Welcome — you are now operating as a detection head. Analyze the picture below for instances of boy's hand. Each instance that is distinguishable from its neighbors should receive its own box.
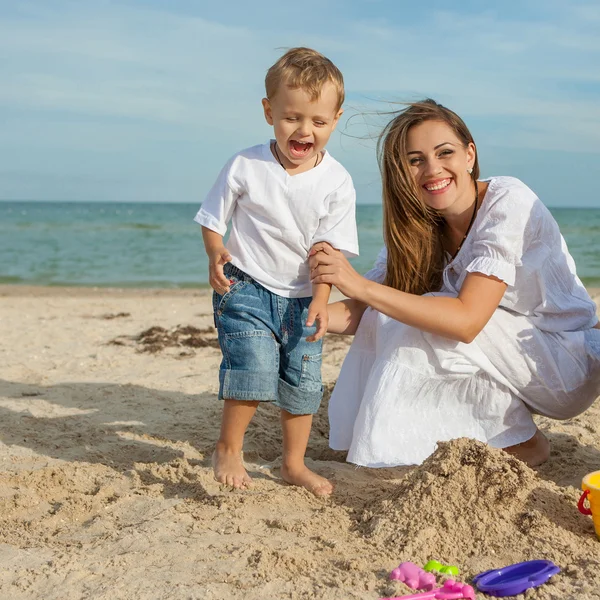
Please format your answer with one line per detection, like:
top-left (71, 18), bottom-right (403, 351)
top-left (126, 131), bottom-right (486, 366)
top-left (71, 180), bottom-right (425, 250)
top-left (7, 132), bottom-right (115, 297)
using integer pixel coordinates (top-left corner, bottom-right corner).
top-left (209, 247), bottom-right (233, 294)
top-left (306, 300), bottom-right (328, 342)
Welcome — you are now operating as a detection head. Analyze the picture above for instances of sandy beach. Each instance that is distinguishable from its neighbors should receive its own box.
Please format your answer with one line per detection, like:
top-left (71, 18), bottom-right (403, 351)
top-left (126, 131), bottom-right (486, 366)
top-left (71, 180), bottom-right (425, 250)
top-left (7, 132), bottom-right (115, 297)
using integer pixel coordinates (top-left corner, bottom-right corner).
top-left (1, 285), bottom-right (600, 600)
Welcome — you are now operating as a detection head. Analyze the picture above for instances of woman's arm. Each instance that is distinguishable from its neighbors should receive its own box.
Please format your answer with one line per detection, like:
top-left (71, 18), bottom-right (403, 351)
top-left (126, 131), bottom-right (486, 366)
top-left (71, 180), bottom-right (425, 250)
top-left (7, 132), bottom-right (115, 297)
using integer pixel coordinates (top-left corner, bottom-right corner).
top-left (310, 244), bottom-right (506, 343)
top-left (360, 272), bottom-right (506, 343)
top-left (327, 298), bottom-right (368, 335)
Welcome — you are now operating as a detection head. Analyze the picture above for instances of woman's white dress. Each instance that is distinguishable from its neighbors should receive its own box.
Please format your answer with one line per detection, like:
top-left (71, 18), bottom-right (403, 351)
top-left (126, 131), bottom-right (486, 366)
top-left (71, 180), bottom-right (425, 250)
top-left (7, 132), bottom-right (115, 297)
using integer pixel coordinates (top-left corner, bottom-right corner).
top-left (329, 177), bottom-right (600, 467)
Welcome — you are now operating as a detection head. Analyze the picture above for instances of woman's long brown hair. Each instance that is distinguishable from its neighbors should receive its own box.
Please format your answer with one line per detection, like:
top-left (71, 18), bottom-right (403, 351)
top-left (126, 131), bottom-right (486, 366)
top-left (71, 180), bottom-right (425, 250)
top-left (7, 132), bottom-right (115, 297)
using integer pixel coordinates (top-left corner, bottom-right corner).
top-left (377, 99), bottom-right (480, 295)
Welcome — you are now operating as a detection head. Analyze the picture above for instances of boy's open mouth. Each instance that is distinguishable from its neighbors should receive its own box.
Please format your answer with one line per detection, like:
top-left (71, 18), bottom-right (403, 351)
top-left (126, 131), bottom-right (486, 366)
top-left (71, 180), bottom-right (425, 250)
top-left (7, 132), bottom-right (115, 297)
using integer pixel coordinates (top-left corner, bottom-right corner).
top-left (289, 140), bottom-right (313, 158)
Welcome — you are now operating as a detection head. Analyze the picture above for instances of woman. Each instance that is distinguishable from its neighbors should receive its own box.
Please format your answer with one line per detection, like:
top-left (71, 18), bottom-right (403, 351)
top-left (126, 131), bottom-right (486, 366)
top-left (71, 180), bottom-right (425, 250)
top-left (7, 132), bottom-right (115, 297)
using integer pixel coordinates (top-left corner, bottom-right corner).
top-left (309, 99), bottom-right (600, 468)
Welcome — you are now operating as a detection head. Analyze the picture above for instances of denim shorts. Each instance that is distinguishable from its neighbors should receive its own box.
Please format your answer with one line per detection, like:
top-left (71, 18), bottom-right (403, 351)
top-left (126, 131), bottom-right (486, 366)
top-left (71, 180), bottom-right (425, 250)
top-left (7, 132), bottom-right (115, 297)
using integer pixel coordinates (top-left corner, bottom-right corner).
top-left (212, 263), bottom-right (324, 415)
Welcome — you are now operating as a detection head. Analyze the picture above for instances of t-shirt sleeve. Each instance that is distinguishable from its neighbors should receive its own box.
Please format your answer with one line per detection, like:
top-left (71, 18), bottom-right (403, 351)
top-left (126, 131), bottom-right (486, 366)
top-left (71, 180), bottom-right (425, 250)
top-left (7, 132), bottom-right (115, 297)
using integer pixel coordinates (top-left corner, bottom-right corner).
top-left (311, 175), bottom-right (359, 258)
top-left (193, 156), bottom-right (242, 236)
top-left (465, 183), bottom-right (536, 287)
top-left (364, 246), bottom-right (387, 284)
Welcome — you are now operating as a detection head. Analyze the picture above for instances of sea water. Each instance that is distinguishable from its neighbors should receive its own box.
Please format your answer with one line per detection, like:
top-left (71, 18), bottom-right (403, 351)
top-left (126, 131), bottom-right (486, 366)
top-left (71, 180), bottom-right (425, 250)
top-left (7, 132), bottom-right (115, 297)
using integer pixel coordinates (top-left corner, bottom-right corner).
top-left (1, 201), bottom-right (599, 288)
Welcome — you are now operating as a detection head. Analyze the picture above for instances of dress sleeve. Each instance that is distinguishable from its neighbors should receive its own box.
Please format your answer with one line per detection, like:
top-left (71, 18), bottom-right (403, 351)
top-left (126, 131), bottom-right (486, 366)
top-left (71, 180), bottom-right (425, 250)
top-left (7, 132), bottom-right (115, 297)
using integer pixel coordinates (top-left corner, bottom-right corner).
top-left (311, 175), bottom-right (359, 258)
top-left (193, 156), bottom-right (241, 236)
top-left (465, 182), bottom-right (537, 287)
top-left (364, 246), bottom-right (387, 284)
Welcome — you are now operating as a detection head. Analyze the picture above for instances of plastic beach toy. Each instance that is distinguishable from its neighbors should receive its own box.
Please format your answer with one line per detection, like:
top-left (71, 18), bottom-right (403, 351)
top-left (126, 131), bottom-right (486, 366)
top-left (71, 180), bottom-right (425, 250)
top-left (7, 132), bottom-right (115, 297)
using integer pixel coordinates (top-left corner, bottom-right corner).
top-left (578, 470), bottom-right (600, 539)
top-left (472, 560), bottom-right (560, 597)
top-left (423, 560), bottom-right (459, 576)
top-left (380, 579), bottom-right (475, 600)
top-left (390, 562), bottom-right (436, 591)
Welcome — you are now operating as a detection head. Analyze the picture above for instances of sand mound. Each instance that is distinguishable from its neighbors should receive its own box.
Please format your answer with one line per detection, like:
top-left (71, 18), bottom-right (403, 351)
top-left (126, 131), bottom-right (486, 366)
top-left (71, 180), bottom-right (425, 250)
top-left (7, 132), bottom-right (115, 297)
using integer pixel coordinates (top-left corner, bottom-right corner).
top-left (359, 438), bottom-right (600, 598)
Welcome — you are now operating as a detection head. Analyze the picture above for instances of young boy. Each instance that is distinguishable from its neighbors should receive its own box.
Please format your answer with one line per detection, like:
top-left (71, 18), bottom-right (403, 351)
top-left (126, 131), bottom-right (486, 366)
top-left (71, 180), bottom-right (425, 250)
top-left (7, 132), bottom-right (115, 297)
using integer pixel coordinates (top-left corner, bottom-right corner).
top-left (195, 47), bottom-right (358, 496)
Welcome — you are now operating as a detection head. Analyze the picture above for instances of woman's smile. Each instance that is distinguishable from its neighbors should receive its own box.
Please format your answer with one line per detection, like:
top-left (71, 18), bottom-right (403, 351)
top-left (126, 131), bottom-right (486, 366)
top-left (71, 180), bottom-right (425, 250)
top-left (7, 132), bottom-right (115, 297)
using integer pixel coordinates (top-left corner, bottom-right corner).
top-left (423, 178), bottom-right (452, 194)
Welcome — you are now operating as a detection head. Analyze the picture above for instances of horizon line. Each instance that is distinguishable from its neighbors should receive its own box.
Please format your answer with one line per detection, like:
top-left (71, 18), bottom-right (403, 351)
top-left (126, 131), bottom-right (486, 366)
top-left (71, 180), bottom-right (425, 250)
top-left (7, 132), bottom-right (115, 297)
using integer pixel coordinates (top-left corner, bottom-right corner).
top-left (1, 198), bottom-right (599, 209)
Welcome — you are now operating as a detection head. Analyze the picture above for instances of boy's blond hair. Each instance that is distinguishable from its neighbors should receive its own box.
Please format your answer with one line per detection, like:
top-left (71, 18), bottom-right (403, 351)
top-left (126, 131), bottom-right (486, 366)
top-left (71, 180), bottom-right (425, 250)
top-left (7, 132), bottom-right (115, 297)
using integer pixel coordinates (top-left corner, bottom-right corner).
top-left (265, 47), bottom-right (345, 111)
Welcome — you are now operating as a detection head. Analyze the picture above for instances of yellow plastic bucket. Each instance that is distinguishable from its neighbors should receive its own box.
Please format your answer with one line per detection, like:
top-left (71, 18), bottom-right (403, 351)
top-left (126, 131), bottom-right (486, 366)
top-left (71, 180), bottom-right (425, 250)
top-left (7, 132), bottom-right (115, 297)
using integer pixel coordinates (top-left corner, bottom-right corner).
top-left (578, 471), bottom-right (600, 539)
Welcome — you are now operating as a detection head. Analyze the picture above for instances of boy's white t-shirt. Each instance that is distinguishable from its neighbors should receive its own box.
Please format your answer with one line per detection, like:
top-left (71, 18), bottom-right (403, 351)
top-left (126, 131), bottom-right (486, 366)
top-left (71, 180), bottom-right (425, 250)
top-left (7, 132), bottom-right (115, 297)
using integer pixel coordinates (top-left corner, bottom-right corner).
top-left (195, 141), bottom-right (359, 298)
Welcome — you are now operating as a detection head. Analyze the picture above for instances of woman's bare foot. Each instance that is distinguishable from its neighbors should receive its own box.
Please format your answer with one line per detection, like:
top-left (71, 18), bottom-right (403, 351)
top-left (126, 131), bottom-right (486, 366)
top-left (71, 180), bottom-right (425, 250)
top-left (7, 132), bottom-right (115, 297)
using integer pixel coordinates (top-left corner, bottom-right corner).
top-left (280, 463), bottom-right (333, 497)
top-left (212, 443), bottom-right (252, 489)
top-left (503, 429), bottom-right (550, 467)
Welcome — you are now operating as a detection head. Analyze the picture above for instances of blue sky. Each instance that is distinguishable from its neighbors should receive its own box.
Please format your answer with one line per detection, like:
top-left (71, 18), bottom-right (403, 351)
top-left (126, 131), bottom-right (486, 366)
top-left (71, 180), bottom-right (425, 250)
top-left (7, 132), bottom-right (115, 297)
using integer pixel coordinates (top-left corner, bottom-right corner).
top-left (1, 0), bottom-right (600, 206)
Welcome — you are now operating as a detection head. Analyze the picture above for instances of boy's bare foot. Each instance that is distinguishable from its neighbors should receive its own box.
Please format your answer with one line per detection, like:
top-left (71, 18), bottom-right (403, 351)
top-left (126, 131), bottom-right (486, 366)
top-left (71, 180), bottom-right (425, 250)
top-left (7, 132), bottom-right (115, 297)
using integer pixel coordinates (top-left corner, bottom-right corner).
top-left (212, 444), bottom-right (252, 489)
top-left (280, 464), bottom-right (333, 497)
top-left (503, 429), bottom-right (550, 467)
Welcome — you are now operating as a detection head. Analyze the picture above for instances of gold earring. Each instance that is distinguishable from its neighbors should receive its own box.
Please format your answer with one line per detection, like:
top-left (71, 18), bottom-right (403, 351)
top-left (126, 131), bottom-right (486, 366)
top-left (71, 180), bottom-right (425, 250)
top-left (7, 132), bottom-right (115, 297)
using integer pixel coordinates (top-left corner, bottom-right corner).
top-left (467, 168), bottom-right (473, 174)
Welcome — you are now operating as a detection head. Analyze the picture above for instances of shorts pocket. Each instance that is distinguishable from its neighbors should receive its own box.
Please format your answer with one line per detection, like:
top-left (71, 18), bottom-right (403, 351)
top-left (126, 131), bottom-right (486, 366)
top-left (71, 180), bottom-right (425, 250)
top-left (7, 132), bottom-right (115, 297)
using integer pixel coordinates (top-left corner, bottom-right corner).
top-left (215, 277), bottom-right (248, 315)
top-left (222, 330), bottom-right (278, 372)
top-left (299, 353), bottom-right (323, 392)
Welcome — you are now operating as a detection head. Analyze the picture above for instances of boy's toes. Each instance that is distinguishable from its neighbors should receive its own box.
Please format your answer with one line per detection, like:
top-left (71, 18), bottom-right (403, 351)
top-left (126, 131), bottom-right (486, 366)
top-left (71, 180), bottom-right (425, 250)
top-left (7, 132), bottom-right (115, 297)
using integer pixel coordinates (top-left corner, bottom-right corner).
top-left (229, 473), bottom-right (252, 489)
top-left (280, 464), bottom-right (333, 497)
top-left (212, 448), bottom-right (253, 489)
top-left (312, 478), bottom-right (333, 497)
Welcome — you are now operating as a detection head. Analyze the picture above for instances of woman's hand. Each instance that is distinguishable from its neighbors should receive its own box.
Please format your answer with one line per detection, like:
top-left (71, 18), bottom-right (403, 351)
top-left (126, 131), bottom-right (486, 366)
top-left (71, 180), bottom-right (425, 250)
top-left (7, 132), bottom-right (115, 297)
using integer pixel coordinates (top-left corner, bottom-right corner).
top-left (309, 243), bottom-right (368, 301)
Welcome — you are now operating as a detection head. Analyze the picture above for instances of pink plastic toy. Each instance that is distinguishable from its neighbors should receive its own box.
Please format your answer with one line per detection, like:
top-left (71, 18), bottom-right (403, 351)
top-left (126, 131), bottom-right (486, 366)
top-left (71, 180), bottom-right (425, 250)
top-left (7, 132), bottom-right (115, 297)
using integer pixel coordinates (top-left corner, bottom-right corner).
top-left (389, 562), bottom-right (436, 591)
top-left (381, 579), bottom-right (476, 600)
